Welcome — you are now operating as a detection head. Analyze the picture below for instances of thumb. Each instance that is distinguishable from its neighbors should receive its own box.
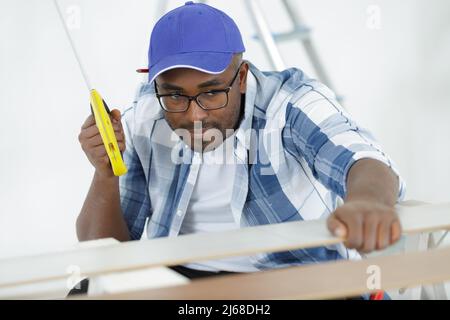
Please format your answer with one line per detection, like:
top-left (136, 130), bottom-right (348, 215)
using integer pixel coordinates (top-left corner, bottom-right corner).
top-left (110, 109), bottom-right (122, 123)
top-left (327, 215), bottom-right (347, 238)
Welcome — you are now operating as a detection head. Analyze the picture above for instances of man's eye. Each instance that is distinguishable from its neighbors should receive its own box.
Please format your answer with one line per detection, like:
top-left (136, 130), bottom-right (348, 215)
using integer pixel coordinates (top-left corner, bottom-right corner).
top-left (205, 91), bottom-right (219, 96)
top-left (170, 94), bottom-right (182, 100)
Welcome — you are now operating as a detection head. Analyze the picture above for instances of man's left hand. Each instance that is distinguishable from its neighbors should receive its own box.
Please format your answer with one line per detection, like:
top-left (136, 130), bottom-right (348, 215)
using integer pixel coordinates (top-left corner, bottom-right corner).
top-left (327, 200), bottom-right (402, 253)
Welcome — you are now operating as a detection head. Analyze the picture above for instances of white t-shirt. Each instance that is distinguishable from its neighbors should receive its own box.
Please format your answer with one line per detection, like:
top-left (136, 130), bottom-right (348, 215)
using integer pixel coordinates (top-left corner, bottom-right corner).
top-left (180, 134), bottom-right (259, 273)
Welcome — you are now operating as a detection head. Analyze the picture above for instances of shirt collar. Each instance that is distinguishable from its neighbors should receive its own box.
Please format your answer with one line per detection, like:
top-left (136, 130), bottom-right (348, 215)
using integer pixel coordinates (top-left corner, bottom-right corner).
top-left (235, 63), bottom-right (257, 152)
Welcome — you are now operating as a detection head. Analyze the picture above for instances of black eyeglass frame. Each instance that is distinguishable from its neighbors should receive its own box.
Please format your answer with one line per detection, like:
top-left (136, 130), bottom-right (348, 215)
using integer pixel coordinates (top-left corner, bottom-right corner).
top-left (154, 62), bottom-right (244, 113)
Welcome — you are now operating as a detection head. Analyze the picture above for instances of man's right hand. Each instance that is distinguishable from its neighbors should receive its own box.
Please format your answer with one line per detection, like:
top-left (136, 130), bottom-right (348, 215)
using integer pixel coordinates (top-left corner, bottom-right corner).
top-left (78, 109), bottom-right (125, 178)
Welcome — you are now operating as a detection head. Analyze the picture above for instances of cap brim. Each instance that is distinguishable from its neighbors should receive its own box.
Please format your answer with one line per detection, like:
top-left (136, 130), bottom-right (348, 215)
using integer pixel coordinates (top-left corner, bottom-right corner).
top-left (148, 51), bottom-right (234, 83)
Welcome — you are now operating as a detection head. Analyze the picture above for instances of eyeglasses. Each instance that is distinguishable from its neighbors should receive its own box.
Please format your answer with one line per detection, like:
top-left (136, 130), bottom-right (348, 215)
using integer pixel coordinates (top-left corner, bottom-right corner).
top-left (154, 63), bottom-right (243, 113)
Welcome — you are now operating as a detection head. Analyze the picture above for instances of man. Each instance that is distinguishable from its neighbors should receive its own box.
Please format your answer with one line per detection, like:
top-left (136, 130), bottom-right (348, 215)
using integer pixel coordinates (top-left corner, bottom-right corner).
top-left (77, 2), bottom-right (405, 283)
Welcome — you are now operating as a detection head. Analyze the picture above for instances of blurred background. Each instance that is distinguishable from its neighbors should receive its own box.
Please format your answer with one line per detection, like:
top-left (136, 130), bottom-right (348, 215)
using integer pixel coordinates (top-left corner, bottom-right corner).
top-left (0, 0), bottom-right (449, 259)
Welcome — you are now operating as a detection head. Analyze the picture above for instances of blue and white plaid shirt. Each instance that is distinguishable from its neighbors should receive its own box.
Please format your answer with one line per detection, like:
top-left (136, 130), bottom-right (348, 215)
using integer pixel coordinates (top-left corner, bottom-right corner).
top-left (119, 61), bottom-right (406, 270)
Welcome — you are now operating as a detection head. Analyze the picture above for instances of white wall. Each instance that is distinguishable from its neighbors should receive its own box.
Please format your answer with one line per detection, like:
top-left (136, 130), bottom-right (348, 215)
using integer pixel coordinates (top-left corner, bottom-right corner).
top-left (0, 0), bottom-right (449, 259)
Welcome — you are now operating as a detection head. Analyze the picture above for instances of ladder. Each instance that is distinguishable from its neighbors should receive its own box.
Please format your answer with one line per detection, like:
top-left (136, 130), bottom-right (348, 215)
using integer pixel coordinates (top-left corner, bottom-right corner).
top-left (155, 0), bottom-right (341, 99)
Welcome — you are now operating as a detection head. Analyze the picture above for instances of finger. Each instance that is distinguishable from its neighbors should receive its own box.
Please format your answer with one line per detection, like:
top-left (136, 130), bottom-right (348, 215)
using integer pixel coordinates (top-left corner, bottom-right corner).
top-left (82, 123), bottom-right (122, 142)
top-left (113, 123), bottom-right (123, 133)
top-left (81, 115), bottom-right (95, 129)
top-left (361, 215), bottom-right (378, 253)
top-left (118, 141), bottom-right (125, 152)
top-left (391, 219), bottom-right (402, 244)
top-left (85, 134), bottom-right (104, 148)
top-left (81, 124), bottom-right (100, 139)
top-left (110, 109), bottom-right (122, 122)
top-left (377, 219), bottom-right (391, 250)
top-left (343, 215), bottom-right (363, 249)
top-left (91, 145), bottom-right (107, 158)
top-left (115, 131), bottom-right (124, 142)
top-left (84, 130), bottom-right (123, 149)
top-left (113, 123), bottom-right (124, 138)
top-left (327, 215), bottom-right (347, 238)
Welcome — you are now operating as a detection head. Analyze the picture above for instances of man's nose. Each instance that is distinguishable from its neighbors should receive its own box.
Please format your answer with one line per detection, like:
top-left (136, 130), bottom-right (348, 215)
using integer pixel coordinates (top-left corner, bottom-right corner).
top-left (186, 99), bottom-right (208, 123)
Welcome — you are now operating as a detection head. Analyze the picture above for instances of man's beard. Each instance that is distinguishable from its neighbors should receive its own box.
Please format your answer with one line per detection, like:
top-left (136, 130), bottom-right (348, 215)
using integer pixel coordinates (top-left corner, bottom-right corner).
top-left (168, 94), bottom-right (245, 153)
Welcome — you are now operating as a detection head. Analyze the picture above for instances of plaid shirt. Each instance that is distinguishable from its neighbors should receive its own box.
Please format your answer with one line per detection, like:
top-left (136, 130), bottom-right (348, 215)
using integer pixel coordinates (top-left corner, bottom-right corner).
top-left (119, 61), bottom-right (406, 270)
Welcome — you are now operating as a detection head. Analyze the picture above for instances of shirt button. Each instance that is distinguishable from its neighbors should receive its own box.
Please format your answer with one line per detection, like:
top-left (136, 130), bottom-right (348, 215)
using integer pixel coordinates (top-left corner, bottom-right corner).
top-left (176, 210), bottom-right (183, 216)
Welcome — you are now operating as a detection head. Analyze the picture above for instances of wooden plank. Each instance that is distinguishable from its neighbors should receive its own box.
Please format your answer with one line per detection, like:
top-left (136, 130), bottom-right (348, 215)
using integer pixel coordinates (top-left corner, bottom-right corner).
top-left (398, 203), bottom-right (450, 234)
top-left (1, 202), bottom-right (449, 289)
top-left (85, 246), bottom-right (450, 300)
top-left (0, 238), bottom-right (119, 299)
top-left (87, 267), bottom-right (190, 296)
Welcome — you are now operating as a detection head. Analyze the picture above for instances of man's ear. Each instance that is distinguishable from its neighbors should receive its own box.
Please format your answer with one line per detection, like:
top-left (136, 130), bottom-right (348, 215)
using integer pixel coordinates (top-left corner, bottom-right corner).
top-left (239, 62), bottom-right (249, 94)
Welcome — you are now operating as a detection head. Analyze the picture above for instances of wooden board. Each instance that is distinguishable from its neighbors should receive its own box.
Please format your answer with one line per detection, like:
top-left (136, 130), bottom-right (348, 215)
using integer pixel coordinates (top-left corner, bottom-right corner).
top-left (0, 238), bottom-right (120, 299)
top-left (87, 267), bottom-right (190, 296)
top-left (1, 202), bottom-right (449, 290)
top-left (85, 245), bottom-right (450, 300)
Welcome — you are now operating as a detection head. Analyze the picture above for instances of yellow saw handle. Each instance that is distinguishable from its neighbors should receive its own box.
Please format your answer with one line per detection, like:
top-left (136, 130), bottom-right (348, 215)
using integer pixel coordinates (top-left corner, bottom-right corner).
top-left (89, 89), bottom-right (127, 176)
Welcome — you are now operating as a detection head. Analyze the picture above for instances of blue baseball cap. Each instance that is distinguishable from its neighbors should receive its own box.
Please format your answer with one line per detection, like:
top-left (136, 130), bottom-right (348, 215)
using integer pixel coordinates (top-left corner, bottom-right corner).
top-left (146, 1), bottom-right (245, 83)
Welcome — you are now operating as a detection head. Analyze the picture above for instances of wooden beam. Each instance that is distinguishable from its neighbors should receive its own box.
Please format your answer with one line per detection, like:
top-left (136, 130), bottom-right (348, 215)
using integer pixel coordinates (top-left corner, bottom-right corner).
top-left (85, 246), bottom-right (450, 300)
top-left (1, 202), bottom-right (449, 289)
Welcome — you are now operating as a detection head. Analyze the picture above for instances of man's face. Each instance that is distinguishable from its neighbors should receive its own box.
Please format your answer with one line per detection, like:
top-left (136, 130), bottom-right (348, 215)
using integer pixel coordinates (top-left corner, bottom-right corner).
top-left (155, 58), bottom-right (248, 152)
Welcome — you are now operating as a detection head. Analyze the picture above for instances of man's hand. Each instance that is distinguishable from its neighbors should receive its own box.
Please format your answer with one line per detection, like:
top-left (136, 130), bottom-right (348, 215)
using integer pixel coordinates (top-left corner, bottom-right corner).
top-left (78, 109), bottom-right (125, 178)
top-left (327, 200), bottom-right (402, 253)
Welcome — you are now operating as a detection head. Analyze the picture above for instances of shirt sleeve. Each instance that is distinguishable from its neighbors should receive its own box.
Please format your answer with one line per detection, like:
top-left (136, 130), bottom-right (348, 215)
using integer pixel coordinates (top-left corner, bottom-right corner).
top-left (283, 88), bottom-right (406, 201)
top-left (119, 106), bottom-right (152, 240)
